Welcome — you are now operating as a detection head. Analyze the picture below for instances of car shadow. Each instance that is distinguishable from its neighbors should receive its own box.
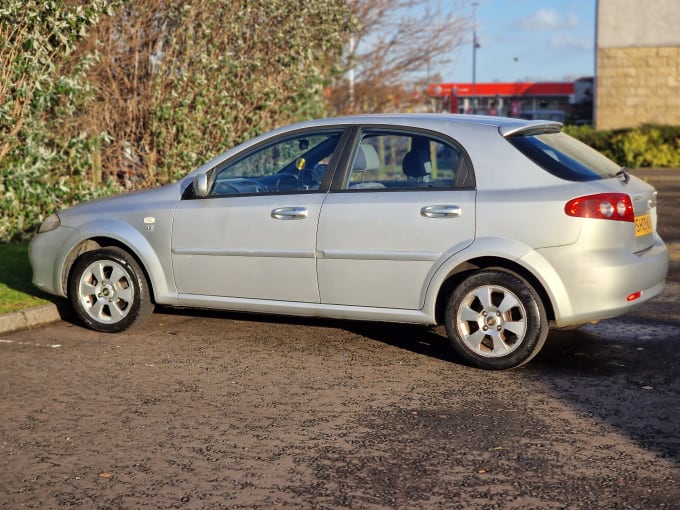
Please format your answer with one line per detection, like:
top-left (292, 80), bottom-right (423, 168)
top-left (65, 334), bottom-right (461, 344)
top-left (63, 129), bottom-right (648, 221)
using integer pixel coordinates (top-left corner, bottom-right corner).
top-left (345, 314), bottom-right (680, 465)
top-left (157, 305), bottom-right (458, 362)
top-left (339, 321), bottom-right (458, 362)
top-left (526, 319), bottom-right (680, 464)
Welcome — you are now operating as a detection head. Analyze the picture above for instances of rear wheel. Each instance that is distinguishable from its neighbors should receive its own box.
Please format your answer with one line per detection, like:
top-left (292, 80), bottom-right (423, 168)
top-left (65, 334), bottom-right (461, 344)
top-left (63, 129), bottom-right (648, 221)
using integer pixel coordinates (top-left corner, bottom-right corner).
top-left (68, 247), bottom-right (154, 332)
top-left (444, 270), bottom-right (548, 370)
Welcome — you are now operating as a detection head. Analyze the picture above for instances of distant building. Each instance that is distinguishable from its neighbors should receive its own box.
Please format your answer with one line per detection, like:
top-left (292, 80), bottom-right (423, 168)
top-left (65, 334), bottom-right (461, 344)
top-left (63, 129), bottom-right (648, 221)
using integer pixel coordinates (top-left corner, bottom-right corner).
top-left (596, 0), bottom-right (680, 129)
top-left (427, 79), bottom-right (593, 124)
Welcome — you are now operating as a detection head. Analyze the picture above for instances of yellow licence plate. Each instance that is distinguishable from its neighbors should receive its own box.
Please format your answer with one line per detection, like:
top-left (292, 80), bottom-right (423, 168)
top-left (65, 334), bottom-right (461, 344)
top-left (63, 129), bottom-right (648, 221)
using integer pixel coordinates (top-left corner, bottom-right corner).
top-left (635, 213), bottom-right (653, 237)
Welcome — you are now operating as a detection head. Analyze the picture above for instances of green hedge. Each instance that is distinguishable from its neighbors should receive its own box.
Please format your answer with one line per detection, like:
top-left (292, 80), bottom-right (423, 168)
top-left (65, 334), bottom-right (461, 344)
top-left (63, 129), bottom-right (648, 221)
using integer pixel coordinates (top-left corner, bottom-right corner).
top-left (0, 0), bottom-right (354, 243)
top-left (563, 124), bottom-right (680, 168)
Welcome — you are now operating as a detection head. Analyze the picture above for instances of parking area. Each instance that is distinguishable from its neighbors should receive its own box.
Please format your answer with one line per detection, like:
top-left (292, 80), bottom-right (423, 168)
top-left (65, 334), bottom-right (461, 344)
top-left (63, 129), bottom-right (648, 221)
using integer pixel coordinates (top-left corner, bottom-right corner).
top-left (1, 169), bottom-right (678, 508)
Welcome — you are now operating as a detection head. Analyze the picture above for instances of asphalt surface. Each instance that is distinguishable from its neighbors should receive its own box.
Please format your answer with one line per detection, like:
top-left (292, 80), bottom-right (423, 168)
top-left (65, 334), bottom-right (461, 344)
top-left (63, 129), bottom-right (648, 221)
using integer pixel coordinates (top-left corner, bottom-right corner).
top-left (0, 168), bottom-right (678, 508)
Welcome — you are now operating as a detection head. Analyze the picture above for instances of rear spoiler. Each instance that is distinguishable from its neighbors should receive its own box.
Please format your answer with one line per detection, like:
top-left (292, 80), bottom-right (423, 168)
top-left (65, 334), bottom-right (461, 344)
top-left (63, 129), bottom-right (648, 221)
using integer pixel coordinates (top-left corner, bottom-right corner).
top-left (500, 121), bottom-right (562, 137)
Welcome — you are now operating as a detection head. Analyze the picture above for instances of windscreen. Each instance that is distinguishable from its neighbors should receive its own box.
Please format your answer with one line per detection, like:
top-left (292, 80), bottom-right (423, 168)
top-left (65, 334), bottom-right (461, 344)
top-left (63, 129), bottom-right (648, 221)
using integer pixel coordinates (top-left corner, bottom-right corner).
top-left (507, 132), bottom-right (622, 182)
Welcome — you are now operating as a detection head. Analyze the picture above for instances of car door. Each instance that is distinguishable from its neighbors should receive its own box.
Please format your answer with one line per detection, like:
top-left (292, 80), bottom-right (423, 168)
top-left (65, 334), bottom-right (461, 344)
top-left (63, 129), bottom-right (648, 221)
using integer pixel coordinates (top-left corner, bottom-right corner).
top-left (171, 129), bottom-right (344, 303)
top-left (316, 130), bottom-right (476, 310)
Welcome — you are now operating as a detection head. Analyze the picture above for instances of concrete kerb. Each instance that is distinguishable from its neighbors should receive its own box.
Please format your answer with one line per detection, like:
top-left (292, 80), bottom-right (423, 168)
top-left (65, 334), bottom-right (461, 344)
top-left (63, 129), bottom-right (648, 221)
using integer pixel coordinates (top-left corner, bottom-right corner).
top-left (0, 301), bottom-right (71, 335)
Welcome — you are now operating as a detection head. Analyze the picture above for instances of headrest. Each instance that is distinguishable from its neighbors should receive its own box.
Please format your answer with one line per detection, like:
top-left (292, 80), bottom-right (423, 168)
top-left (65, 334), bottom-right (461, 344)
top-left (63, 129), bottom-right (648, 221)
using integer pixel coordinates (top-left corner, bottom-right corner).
top-left (403, 144), bottom-right (432, 179)
top-left (352, 143), bottom-right (380, 172)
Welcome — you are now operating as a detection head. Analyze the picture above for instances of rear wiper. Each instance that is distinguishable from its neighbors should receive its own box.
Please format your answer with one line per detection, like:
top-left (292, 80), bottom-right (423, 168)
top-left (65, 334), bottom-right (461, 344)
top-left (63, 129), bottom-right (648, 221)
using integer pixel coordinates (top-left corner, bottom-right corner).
top-left (615, 167), bottom-right (630, 183)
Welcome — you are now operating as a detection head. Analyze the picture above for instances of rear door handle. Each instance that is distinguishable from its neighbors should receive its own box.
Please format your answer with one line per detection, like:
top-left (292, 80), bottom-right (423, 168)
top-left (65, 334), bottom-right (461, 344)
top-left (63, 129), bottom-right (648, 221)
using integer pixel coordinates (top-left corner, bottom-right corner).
top-left (420, 205), bottom-right (462, 218)
top-left (271, 207), bottom-right (308, 220)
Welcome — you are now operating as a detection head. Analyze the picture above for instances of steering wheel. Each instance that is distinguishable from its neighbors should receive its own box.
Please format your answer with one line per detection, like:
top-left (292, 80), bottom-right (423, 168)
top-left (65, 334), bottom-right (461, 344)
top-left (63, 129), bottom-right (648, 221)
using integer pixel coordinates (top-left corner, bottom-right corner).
top-left (272, 173), bottom-right (298, 190)
top-left (213, 181), bottom-right (240, 195)
top-left (298, 167), bottom-right (323, 189)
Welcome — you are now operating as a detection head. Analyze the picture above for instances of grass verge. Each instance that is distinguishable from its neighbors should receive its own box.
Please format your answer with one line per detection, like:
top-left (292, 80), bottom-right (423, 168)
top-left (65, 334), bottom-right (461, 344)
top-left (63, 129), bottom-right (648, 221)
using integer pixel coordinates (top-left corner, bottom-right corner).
top-left (0, 242), bottom-right (50, 315)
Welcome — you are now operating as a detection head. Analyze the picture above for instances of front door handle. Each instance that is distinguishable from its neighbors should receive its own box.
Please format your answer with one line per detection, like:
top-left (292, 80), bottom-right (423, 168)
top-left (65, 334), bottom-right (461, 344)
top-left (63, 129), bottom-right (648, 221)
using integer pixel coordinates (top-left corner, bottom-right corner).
top-left (420, 205), bottom-right (462, 218)
top-left (271, 207), bottom-right (309, 220)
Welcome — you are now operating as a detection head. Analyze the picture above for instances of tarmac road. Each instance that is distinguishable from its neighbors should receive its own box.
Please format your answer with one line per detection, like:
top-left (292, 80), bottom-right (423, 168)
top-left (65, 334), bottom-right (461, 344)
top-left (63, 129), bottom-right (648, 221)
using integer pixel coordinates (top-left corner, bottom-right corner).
top-left (0, 168), bottom-right (678, 509)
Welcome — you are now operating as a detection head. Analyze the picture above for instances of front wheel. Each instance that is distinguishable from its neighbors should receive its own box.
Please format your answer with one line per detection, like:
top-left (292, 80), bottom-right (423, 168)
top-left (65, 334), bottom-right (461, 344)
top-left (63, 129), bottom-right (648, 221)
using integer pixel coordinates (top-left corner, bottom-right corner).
top-left (68, 247), bottom-right (154, 332)
top-left (444, 270), bottom-right (548, 370)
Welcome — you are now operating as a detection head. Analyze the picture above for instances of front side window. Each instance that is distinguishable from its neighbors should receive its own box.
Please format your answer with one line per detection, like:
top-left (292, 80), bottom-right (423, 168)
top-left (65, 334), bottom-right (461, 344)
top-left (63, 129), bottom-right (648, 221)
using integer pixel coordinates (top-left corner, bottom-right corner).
top-left (343, 132), bottom-right (473, 190)
top-left (211, 132), bottom-right (341, 195)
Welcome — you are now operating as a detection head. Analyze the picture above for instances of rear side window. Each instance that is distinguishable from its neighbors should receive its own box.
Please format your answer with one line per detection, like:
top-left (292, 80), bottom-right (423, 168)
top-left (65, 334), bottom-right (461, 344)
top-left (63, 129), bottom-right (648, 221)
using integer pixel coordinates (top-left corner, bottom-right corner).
top-left (342, 131), bottom-right (474, 190)
top-left (507, 132), bottom-right (621, 182)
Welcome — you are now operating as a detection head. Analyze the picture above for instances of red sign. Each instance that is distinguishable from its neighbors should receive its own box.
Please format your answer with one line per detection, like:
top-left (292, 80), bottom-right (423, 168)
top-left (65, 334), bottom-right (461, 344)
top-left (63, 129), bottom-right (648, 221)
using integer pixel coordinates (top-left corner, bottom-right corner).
top-left (428, 82), bottom-right (574, 98)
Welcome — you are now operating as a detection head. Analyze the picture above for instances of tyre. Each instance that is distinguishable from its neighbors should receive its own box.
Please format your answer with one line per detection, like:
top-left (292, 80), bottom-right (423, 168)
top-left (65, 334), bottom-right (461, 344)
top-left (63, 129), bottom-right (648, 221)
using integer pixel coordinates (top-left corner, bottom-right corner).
top-left (68, 247), bottom-right (154, 332)
top-left (444, 270), bottom-right (548, 370)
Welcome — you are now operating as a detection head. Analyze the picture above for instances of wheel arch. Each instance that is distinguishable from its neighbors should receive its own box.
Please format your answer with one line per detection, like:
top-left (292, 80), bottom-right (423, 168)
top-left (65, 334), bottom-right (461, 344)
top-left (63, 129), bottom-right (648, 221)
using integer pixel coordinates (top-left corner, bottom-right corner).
top-left (62, 237), bottom-right (158, 305)
top-left (433, 256), bottom-right (556, 326)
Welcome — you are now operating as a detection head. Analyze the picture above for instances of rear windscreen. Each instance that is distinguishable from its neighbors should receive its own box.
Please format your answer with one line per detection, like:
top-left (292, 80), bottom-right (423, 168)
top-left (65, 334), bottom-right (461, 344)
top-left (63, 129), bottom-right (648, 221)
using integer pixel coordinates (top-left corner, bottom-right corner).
top-left (507, 132), bottom-right (622, 182)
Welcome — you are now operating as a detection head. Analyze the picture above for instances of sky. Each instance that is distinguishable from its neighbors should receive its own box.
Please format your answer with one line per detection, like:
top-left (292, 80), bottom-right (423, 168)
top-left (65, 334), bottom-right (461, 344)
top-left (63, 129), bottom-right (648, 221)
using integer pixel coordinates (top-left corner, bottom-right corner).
top-left (440, 0), bottom-right (596, 84)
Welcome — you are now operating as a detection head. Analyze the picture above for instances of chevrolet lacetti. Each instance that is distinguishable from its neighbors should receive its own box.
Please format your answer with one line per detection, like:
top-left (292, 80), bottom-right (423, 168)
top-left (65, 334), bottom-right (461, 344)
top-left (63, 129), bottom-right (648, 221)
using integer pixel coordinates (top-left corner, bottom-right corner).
top-left (29, 114), bottom-right (669, 369)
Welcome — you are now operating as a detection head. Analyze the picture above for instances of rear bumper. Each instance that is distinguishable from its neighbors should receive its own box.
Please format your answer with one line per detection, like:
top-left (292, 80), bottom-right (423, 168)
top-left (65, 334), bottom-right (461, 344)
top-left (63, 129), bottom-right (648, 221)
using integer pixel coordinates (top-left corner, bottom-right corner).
top-left (533, 234), bottom-right (669, 327)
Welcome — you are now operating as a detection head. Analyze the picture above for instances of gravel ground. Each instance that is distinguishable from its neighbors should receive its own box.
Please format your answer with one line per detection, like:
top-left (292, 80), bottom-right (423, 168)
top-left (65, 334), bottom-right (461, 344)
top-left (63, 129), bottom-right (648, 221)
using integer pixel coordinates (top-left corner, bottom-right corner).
top-left (0, 169), bottom-right (678, 509)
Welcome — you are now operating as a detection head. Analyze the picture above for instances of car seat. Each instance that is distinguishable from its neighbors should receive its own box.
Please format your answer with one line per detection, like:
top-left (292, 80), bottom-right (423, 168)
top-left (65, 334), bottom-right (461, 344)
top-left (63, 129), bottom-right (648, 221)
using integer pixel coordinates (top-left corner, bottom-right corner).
top-left (402, 137), bottom-right (432, 184)
top-left (349, 143), bottom-right (384, 189)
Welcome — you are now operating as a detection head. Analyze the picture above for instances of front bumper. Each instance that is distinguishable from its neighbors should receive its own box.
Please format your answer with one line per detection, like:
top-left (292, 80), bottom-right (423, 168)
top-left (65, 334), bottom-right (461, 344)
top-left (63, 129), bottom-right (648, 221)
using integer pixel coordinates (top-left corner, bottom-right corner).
top-left (29, 225), bottom-right (82, 298)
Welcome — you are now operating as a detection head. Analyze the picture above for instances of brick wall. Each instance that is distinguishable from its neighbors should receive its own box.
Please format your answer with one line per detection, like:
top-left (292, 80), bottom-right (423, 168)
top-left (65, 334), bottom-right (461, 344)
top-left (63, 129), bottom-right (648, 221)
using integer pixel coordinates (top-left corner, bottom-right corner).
top-left (596, 0), bottom-right (680, 129)
top-left (596, 46), bottom-right (679, 129)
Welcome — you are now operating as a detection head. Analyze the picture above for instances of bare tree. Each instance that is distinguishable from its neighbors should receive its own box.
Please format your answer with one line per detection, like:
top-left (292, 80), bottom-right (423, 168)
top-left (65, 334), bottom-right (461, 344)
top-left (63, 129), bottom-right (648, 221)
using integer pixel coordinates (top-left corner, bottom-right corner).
top-left (332, 0), bottom-right (468, 114)
top-left (69, 0), bottom-right (353, 185)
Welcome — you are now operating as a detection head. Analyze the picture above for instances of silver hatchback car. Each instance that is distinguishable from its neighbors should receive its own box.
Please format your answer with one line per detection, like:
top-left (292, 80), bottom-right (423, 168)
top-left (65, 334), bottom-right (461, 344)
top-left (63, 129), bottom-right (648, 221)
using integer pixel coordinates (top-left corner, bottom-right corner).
top-left (29, 114), bottom-right (669, 369)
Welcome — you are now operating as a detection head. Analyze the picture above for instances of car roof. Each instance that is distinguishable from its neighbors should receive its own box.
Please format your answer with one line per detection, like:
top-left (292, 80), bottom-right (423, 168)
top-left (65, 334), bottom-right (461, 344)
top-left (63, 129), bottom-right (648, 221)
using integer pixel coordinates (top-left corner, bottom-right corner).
top-left (189, 113), bottom-right (563, 178)
top-left (280, 113), bottom-right (562, 137)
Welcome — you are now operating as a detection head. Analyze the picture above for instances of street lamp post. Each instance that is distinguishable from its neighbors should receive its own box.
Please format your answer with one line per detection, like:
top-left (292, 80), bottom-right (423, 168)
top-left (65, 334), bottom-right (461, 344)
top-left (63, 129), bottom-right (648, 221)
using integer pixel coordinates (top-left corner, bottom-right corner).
top-left (472, 1), bottom-right (479, 113)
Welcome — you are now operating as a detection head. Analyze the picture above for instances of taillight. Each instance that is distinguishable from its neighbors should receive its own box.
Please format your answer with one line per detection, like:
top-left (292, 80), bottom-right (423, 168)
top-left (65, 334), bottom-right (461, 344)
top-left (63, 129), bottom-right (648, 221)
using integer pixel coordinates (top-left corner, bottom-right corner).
top-left (564, 193), bottom-right (634, 222)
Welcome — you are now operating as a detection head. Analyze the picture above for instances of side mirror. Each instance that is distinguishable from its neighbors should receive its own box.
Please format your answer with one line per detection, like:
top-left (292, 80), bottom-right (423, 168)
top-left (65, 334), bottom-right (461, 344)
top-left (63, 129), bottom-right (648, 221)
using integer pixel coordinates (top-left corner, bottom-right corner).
top-left (193, 173), bottom-right (209, 198)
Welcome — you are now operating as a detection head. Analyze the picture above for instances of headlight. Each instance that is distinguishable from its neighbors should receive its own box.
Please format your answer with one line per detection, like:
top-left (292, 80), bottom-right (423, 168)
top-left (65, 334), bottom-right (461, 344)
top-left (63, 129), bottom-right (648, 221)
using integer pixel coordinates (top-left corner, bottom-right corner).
top-left (38, 213), bottom-right (61, 233)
